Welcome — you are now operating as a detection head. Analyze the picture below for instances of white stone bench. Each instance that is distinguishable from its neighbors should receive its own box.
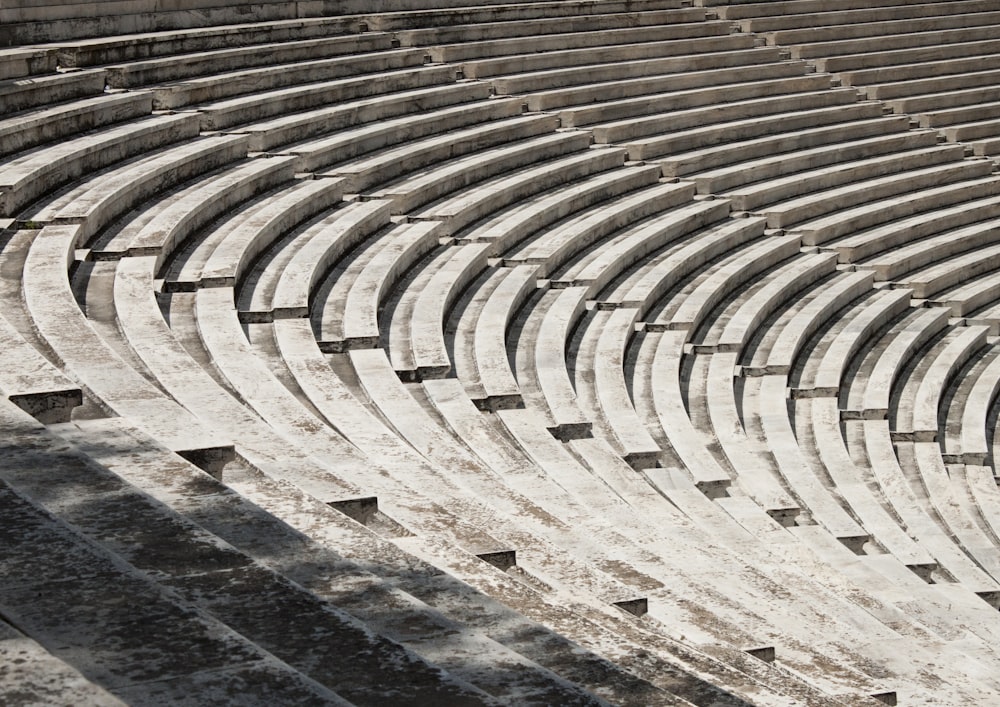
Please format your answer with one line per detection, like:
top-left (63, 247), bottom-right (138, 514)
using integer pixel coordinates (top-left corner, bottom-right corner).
top-left (97, 155), bottom-right (296, 262)
top-left (196, 64), bottom-right (458, 131)
top-left (840, 54), bottom-right (997, 89)
top-left (494, 43), bottom-right (779, 99)
top-left (113, 254), bottom-right (370, 493)
top-left (27, 135), bottom-right (250, 248)
top-left (461, 164), bottom-right (662, 257)
top-left (809, 397), bottom-right (937, 567)
top-left (427, 13), bottom-right (722, 62)
top-left (716, 252), bottom-right (839, 354)
top-left (592, 307), bottom-right (662, 468)
top-left (271, 199), bottom-right (391, 319)
top-left (607, 216), bottom-right (767, 312)
top-left (552, 199), bottom-right (731, 295)
top-left (762, 12), bottom-right (1000, 52)
top-left (462, 34), bottom-right (750, 80)
top-left (697, 129), bottom-right (938, 200)
top-left (104, 33), bottom-right (392, 88)
top-left (0, 92), bottom-right (152, 158)
top-left (151, 47), bottom-right (427, 109)
top-left (414, 148), bottom-right (627, 238)
top-left (711, 0), bottom-right (955, 20)
top-left (659, 234), bottom-right (802, 332)
top-left (886, 84), bottom-right (1000, 115)
top-left (341, 221), bottom-right (445, 349)
top-left (544, 63), bottom-right (826, 122)
top-left (958, 346), bottom-right (1000, 464)
top-left (809, 288), bottom-right (912, 396)
top-left (797, 168), bottom-right (1000, 247)
top-left (740, 147), bottom-right (970, 229)
top-left (620, 96), bottom-right (880, 163)
top-left (0, 69), bottom-right (106, 117)
top-left (862, 416), bottom-right (1000, 597)
top-left (405, 242), bottom-right (491, 379)
top-left (794, 24), bottom-right (1000, 63)
top-left (466, 264), bottom-right (538, 409)
top-left (393, 7), bottom-right (694, 46)
top-left (911, 442), bottom-right (1000, 582)
top-left (663, 113), bottom-right (908, 179)
top-left (319, 113), bottom-right (559, 194)
top-left (825, 190), bottom-right (1000, 264)
top-left (757, 374), bottom-right (870, 546)
top-left (374, 131), bottom-right (597, 216)
top-left (907, 324), bottom-right (989, 439)
top-left (705, 352), bottom-right (800, 517)
top-left (864, 66), bottom-right (1000, 104)
top-left (0, 46), bottom-right (57, 80)
top-left (286, 97), bottom-right (525, 174)
top-left (22, 226), bottom-right (234, 472)
top-left (525, 286), bottom-right (593, 440)
top-left (918, 98), bottom-right (1000, 129)
top-left (0, 310), bottom-right (81, 423)
top-left (937, 267), bottom-right (1000, 321)
top-left (199, 177), bottom-right (344, 290)
top-left (0, 113), bottom-right (201, 218)
top-left (50, 16), bottom-right (363, 67)
top-left (364, 0), bottom-right (688, 32)
top-left (650, 330), bottom-right (733, 493)
top-left (851, 307), bottom-right (951, 418)
top-left (592, 87), bottom-right (858, 147)
top-left (742, 2), bottom-right (998, 34)
top-left (233, 82), bottom-right (492, 153)
top-left (758, 270), bottom-right (874, 375)
top-left (503, 181), bottom-right (695, 278)
top-left (815, 36), bottom-right (1000, 74)
top-left (899, 240), bottom-right (1000, 299)
top-left (858, 214), bottom-right (1000, 283)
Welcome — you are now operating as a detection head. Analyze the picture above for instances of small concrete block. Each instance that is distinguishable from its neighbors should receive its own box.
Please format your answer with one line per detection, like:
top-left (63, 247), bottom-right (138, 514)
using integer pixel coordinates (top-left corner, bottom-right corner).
top-left (871, 691), bottom-right (898, 706)
top-left (328, 496), bottom-right (379, 526)
top-left (475, 550), bottom-right (516, 572)
top-left (613, 598), bottom-right (648, 618)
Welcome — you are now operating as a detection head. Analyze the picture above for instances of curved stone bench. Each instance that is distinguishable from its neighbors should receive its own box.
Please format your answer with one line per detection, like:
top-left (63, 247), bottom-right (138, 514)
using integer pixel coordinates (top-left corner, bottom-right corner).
top-left (415, 148), bottom-right (628, 238)
top-left (552, 198), bottom-right (730, 294)
top-left (463, 32), bottom-right (749, 79)
top-left (233, 82), bottom-right (492, 153)
top-left (862, 416), bottom-right (1000, 600)
top-left (561, 65), bottom-right (828, 130)
top-left (151, 47), bottom-right (427, 110)
top-left (858, 214), bottom-right (1000, 283)
top-left (0, 114), bottom-right (201, 218)
top-left (825, 189), bottom-right (1000, 263)
top-left (284, 96), bottom-right (524, 173)
top-left (462, 163), bottom-right (661, 256)
top-left (797, 168), bottom-right (1000, 247)
top-left (957, 346), bottom-right (1000, 465)
top-left (104, 33), bottom-right (390, 88)
top-left (740, 148), bottom-right (971, 229)
top-left (0, 69), bottom-right (106, 117)
top-left (744, 2), bottom-right (998, 35)
top-left (403, 242), bottom-right (490, 379)
top-left (503, 180), bottom-right (694, 277)
top-left (755, 270), bottom-right (874, 375)
top-left (428, 12), bottom-right (721, 62)
top-left (320, 113), bottom-right (560, 194)
top-left (907, 324), bottom-right (989, 439)
top-left (195, 64), bottom-right (457, 131)
top-left (394, 6), bottom-right (696, 46)
top-left (270, 199), bottom-right (391, 319)
top-left (23, 226), bottom-right (234, 472)
top-left (699, 129), bottom-right (938, 199)
top-left (898, 240), bottom-right (1000, 299)
top-left (0, 92), bottom-right (152, 158)
top-left (815, 35), bottom-right (1000, 74)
